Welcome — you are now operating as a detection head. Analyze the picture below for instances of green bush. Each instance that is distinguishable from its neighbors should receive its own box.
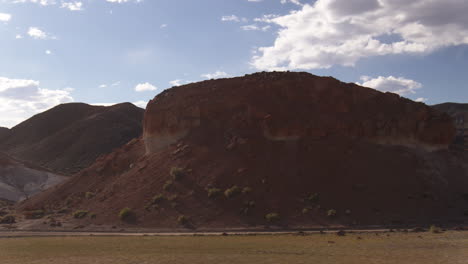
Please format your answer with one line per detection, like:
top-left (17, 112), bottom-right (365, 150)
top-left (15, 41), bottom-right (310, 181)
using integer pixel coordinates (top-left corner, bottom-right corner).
top-left (306, 193), bottom-right (320, 203)
top-left (163, 180), bottom-right (173, 191)
top-left (429, 225), bottom-right (442, 234)
top-left (242, 187), bottom-right (253, 194)
top-left (327, 209), bottom-right (337, 217)
top-left (152, 194), bottom-right (165, 204)
top-left (0, 215), bottom-right (15, 224)
top-left (170, 167), bottom-right (185, 181)
top-left (72, 210), bottom-right (89, 219)
top-left (265, 213), bottom-right (280, 223)
top-left (207, 188), bottom-right (222, 199)
top-left (178, 215), bottom-right (189, 226)
top-left (85, 192), bottom-right (95, 199)
top-left (224, 185), bottom-right (241, 198)
top-left (119, 208), bottom-right (133, 221)
top-left (24, 210), bottom-right (45, 219)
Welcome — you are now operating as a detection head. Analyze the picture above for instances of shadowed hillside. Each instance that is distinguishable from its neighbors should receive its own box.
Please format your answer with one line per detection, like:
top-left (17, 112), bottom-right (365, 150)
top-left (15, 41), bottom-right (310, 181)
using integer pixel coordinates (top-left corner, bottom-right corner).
top-left (0, 103), bottom-right (144, 175)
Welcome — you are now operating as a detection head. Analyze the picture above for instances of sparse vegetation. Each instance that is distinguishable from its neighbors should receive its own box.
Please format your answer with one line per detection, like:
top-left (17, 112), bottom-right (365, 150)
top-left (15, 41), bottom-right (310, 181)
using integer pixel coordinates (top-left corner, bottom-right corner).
top-left (85, 192), bottom-right (95, 199)
top-left (207, 188), bottom-right (222, 199)
top-left (24, 210), bottom-right (45, 219)
top-left (170, 167), bottom-right (185, 181)
top-left (73, 210), bottom-right (89, 219)
top-left (242, 187), bottom-right (252, 194)
top-left (305, 193), bottom-right (320, 203)
top-left (302, 208), bottom-right (310, 214)
top-left (224, 185), bottom-right (241, 198)
top-left (152, 194), bottom-right (165, 204)
top-left (177, 215), bottom-right (189, 226)
top-left (168, 194), bottom-right (178, 201)
top-left (0, 215), bottom-right (15, 224)
top-left (265, 213), bottom-right (280, 223)
top-left (119, 208), bottom-right (133, 221)
top-left (163, 180), bottom-right (173, 191)
top-left (429, 225), bottom-right (442, 234)
top-left (327, 209), bottom-right (337, 217)
top-left (90, 213), bottom-right (97, 219)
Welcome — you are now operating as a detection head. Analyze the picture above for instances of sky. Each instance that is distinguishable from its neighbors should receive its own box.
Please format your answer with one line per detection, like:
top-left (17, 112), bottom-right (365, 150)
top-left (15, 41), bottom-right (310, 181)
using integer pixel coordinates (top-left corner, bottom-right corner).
top-left (0, 0), bottom-right (468, 128)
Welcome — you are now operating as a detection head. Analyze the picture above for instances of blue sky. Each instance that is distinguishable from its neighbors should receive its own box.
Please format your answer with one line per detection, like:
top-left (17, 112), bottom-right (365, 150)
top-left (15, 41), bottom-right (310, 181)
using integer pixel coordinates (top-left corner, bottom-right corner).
top-left (0, 0), bottom-right (467, 127)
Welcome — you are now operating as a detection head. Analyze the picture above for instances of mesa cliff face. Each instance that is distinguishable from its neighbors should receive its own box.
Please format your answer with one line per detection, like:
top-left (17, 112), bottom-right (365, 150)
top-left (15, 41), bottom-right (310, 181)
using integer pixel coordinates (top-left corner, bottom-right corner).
top-left (144, 72), bottom-right (454, 153)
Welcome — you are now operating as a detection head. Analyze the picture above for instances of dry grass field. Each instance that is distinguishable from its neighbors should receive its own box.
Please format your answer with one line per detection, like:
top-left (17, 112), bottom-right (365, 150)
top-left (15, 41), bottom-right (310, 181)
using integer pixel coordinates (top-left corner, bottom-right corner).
top-left (0, 231), bottom-right (467, 264)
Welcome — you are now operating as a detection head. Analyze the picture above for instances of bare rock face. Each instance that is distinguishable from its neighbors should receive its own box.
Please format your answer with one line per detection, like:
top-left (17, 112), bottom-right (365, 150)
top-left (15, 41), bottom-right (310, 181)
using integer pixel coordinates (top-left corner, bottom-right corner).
top-left (0, 154), bottom-right (65, 202)
top-left (144, 72), bottom-right (454, 153)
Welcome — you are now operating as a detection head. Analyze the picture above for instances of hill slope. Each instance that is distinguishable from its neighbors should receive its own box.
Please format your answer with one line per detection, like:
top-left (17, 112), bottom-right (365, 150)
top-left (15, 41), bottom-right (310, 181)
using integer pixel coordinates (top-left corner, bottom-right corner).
top-left (20, 72), bottom-right (468, 229)
top-left (433, 103), bottom-right (468, 150)
top-left (0, 153), bottom-right (65, 202)
top-left (0, 103), bottom-right (144, 175)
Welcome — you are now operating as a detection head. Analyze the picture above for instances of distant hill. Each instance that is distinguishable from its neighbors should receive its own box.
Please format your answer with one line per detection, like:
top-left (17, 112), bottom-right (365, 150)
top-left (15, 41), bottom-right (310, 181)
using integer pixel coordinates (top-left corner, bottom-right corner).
top-left (0, 153), bottom-right (65, 202)
top-left (0, 103), bottom-right (144, 175)
top-left (20, 72), bottom-right (468, 229)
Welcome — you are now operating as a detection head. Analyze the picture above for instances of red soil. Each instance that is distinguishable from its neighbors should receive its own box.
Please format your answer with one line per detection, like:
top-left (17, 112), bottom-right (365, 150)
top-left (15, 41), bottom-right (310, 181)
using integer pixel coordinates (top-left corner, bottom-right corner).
top-left (0, 103), bottom-right (144, 175)
top-left (20, 72), bottom-right (468, 229)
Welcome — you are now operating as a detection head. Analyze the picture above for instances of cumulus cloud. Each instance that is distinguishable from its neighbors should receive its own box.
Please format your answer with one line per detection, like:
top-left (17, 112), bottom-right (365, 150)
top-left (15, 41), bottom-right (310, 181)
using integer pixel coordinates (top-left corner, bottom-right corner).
top-left (0, 76), bottom-right (73, 128)
top-left (241, 24), bottom-right (271, 31)
top-left (134, 82), bottom-right (157, 92)
top-left (169, 79), bottom-right (182, 86)
top-left (357, 76), bottom-right (422, 96)
top-left (27, 27), bottom-right (52, 39)
top-left (61, 1), bottom-right (83, 11)
top-left (0, 13), bottom-right (12, 22)
top-left (252, 0), bottom-right (468, 70)
top-left (9, 0), bottom-right (56, 5)
top-left (201, 71), bottom-right (230, 79)
top-left (221, 15), bottom-right (248, 23)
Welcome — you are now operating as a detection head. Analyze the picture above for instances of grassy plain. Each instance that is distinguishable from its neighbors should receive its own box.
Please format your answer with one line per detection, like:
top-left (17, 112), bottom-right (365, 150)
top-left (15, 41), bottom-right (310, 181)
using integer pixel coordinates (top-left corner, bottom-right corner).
top-left (1, 231), bottom-right (467, 264)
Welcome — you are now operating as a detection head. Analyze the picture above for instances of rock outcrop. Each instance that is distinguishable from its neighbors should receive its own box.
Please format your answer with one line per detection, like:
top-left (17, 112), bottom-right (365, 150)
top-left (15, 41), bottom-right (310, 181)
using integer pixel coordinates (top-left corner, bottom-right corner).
top-left (0, 103), bottom-right (144, 175)
top-left (433, 103), bottom-right (468, 150)
top-left (145, 72), bottom-right (454, 153)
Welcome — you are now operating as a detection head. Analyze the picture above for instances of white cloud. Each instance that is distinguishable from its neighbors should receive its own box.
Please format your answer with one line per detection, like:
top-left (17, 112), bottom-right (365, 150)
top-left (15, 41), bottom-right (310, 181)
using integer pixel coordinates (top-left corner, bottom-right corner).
top-left (45, 50), bottom-right (52, 55)
top-left (9, 0), bottom-right (56, 5)
top-left (221, 15), bottom-right (248, 23)
top-left (247, 0), bottom-right (263, 2)
top-left (160, 24), bottom-right (167, 28)
top-left (15, 34), bottom-right (23, 39)
top-left (241, 24), bottom-right (271, 31)
top-left (61, 1), bottom-right (83, 11)
top-left (357, 76), bottom-right (422, 96)
top-left (134, 82), bottom-right (157, 92)
top-left (106, 0), bottom-right (143, 3)
top-left (132, 100), bottom-right (148, 108)
top-left (27, 27), bottom-right (50, 39)
top-left (99, 84), bottom-right (107, 88)
top-left (0, 76), bottom-right (73, 128)
top-left (0, 13), bottom-right (12, 22)
top-left (201, 71), bottom-right (229, 79)
top-left (252, 0), bottom-right (468, 70)
top-left (415, 97), bottom-right (428, 103)
top-left (111, 81), bottom-right (120, 86)
top-left (280, 0), bottom-right (302, 5)
top-left (169, 79), bottom-right (182, 86)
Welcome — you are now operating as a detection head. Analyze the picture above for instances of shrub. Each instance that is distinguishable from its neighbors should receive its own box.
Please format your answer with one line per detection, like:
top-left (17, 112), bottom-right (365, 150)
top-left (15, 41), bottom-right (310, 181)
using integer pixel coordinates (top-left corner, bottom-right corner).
top-left (306, 193), bottom-right (320, 203)
top-left (24, 210), bottom-right (45, 219)
top-left (207, 188), bottom-right (222, 199)
top-left (302, 208), bottom-right (310, 215)
top-left (73, 210), bottom-right (88, 219)
top-left (119, 208), bottom-right (133, 221)
top-left (90, 213), bottom-right (97, 219)
top-left (85, 192), bottom-right (95, 199)
top-left (178, 215), bottom-right (189, 226)
top-left (170, 167), bottom-right (185, 181)
top-left (265, 213), bottom-right (280, 223)
top-left (152, 194), bottom-right (165, 204)
top-left (163, 180), bottom-right (173, 191)
top-left (168, 194), bottom-right (178, 201)
top-left (0, 215), bottom-right (15, 224)
top-left (429, 225), bottom-right (442, 234)
top-left (242, 187), bottom-right (253, 194)
top-left (327, 209), bottom-right (337, 217)
top-left (224, 185), bottom-right (241, 198)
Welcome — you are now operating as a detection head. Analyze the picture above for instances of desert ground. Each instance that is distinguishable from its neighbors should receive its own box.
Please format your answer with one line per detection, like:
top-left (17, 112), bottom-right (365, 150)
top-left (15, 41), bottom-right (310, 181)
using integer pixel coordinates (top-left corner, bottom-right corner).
top-left (0, 231), bottom-right (467, 264)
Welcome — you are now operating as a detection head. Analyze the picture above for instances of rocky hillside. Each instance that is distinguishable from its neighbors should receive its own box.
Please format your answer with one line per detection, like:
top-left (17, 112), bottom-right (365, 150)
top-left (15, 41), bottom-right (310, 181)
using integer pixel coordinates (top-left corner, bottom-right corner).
top-left (0, 153), bottom-right (65, 202)
top-left (0, 103), bottom-right (144, 175)
top-left (433, 103), bottom-right (468, 150)
top-left (0, 128), bottom-right (9, 139)
top-left (19, 72), bottom-right (468, 230)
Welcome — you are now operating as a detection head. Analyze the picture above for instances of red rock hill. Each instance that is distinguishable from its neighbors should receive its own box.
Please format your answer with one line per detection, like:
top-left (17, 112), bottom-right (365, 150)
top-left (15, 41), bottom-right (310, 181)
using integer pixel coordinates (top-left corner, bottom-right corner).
top-left (20, 72), bottom-right (468, 229)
